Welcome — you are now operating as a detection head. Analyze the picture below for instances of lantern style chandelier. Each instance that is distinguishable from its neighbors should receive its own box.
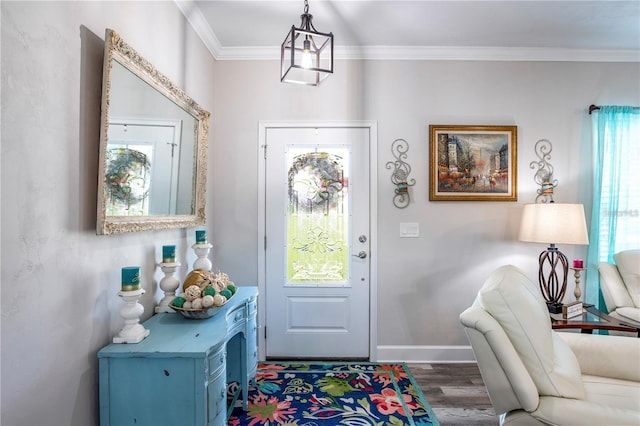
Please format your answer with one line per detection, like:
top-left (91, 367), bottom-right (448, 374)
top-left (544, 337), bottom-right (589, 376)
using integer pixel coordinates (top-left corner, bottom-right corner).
top-left (281, 0), bottom-right (334, 86)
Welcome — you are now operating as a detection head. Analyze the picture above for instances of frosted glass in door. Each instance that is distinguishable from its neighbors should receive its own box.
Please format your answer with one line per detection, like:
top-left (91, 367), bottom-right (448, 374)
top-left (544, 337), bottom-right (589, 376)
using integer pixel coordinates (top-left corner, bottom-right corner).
top-left (287, 149), bottom-right (349, 284)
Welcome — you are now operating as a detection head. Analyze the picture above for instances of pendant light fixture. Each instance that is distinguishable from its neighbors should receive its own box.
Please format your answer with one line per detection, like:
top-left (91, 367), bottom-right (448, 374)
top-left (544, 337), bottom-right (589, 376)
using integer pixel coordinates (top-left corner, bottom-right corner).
top-left (281, 0), bottom-right (334, 86)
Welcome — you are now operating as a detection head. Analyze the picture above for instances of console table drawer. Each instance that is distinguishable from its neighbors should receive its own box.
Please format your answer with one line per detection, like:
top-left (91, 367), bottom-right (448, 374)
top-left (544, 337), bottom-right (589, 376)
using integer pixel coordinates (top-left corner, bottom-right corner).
top-left (248, 299), bottom-right (257, 316)
top-left (207, 347), bottom-right (226, 378)
top-left (226, 305), bottom-right (245, 329)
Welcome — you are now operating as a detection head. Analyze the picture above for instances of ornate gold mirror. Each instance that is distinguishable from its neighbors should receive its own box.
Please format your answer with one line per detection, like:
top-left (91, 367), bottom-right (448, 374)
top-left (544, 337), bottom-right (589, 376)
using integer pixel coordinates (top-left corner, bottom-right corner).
top-left (97, 29), bottom-right (210, 234)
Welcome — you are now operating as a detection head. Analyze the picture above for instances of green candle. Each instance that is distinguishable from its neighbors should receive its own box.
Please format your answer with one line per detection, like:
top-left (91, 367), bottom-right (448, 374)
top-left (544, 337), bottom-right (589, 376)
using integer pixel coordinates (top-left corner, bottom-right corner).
top-left (196, 230), bottom-right (207, 244)
top-left (162, 245), bottom-right (176, 263)
top-left (121, 266), bottom-right (141, 291)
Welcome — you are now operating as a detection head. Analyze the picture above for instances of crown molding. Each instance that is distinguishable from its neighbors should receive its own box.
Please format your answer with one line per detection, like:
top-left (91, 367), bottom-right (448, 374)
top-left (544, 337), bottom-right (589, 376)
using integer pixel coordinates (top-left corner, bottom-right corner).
top-left (175, 0), bottom-right (223, 55)
top-left (338, 46), bottom-right (640, 63)
top-left (213, 45), bottom-right (639, 62)
top-left (177, 0), bottom-right (639, 63)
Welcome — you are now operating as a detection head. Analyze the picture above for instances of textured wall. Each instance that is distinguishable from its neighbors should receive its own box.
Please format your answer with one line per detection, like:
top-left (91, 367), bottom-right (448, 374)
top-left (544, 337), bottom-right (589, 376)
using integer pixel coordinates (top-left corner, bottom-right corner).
top-left (1, 2), bottom-right (215, 425)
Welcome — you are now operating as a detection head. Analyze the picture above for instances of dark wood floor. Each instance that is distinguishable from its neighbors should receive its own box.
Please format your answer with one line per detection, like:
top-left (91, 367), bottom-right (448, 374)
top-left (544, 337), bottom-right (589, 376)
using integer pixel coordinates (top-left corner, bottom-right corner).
top-left (407, 363), bottom-right (500, 425)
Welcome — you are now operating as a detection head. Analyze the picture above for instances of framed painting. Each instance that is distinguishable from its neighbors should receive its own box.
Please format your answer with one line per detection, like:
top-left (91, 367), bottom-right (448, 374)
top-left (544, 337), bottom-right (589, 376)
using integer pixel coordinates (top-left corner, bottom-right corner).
top-left (429, 125), bottom-right (517, 201)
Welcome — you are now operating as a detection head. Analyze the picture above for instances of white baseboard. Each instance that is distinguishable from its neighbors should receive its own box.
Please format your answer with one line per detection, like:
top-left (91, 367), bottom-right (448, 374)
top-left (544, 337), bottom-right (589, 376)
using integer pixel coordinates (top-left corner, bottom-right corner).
top-left (375, 345), bottom-right (476, 363)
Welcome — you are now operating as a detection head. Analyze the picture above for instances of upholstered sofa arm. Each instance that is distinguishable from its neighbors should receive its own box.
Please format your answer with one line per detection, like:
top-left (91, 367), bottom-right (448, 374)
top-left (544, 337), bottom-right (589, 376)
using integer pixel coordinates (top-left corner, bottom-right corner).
top-left (557, 332), bottom-right (640, 381)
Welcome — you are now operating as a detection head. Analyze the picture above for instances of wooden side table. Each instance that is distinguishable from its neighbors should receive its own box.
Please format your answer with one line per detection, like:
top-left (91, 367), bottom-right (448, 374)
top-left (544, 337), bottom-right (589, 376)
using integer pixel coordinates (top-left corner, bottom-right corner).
top-left (551, 305), bottom-right (639, 337)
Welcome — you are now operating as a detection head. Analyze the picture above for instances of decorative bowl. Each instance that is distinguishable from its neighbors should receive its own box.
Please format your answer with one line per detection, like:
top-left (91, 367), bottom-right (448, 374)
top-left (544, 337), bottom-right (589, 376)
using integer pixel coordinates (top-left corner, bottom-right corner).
top-left (171, 305), bottom-right (223, 319)
top-left (171, 292), bottom-right (233, 319)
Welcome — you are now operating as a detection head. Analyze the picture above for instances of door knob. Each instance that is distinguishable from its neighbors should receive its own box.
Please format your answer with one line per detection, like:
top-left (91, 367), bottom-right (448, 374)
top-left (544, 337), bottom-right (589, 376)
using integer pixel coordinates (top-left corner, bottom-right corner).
top-left (352, 251), bottom-right (367, 259)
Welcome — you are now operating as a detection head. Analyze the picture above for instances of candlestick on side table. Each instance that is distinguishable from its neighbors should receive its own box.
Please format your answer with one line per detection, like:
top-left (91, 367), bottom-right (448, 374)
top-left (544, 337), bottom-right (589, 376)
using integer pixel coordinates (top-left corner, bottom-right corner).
top-left (192, 230), bottom-right (212, 270)
top-left (570, 259), bottom-right (586, 302)
top-left (156, 245), bottom-right (181, 314)
top-left (114, 267), bottom-right (150, 344)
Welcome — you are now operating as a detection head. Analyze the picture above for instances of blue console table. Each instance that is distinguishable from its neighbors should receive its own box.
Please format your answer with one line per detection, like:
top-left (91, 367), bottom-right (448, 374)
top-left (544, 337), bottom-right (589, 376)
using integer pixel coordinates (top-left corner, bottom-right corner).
top-left (98, 286), bottom-right (258, 426)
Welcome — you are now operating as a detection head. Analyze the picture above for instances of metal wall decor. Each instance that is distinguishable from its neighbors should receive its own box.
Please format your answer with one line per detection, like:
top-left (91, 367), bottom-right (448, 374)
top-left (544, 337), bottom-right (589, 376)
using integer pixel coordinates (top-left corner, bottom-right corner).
top-left (529, 139), bottom-right (557, 203)
top-left (386, 139), bottom-right (415, 208)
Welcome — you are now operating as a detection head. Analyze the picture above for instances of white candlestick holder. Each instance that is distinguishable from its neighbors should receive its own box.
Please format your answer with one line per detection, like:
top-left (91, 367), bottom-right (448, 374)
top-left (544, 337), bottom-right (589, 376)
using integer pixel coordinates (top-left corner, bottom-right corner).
top-left (155, 262), bottom-right (181, 313)
top-left (113, 288), bottom-right (150, 344)
top-left (192, 242), bottom-right (213, 271)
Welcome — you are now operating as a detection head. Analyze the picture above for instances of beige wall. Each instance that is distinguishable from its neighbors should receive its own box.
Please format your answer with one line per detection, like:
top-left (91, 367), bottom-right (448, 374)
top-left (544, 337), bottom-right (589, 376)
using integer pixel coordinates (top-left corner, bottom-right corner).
top-left (211, 59), bottom-right (639, 360)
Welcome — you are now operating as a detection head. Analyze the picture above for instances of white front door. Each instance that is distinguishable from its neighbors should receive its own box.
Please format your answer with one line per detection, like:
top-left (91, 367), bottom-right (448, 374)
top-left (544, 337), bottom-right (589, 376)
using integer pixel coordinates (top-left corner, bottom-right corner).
top-left (260, 124), bottom-right (375, 359)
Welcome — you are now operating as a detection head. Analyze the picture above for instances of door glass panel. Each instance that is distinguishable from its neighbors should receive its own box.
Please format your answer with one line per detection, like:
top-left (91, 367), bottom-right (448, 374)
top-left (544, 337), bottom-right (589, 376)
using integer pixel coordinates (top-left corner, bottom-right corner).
top-left (105, 144), bottom-right (153, 216)
top-left (286, 146), bottom-right (350, 285)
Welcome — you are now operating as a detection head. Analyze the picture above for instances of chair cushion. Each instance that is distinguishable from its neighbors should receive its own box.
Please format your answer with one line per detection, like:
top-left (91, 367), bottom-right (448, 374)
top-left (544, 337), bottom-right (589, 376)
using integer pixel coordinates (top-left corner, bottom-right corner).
top-left (615, 250), bottom-right (640, 308)
top-left (474, 265), bottom-right (585, 400)
top-left (582, 375), bottom-right (640, 412)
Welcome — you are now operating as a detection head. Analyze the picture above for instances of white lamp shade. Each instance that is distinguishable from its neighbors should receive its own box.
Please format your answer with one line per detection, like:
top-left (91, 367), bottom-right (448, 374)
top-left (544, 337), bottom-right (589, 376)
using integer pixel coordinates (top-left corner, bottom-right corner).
top-left (518, 203), bottom-right (589, 245)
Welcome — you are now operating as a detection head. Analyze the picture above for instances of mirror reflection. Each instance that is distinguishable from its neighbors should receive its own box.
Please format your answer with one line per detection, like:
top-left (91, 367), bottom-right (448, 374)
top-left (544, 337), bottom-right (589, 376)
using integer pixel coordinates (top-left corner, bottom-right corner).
top-left (97, 29), bottom-right (210, 234)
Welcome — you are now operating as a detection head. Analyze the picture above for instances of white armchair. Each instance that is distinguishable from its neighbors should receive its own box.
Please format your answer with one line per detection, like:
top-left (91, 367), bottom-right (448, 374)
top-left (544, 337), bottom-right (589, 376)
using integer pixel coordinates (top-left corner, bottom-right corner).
top-left (599, 249), bottom-right (640, 328)
top-left (460, 265), bottom-right (640, 425)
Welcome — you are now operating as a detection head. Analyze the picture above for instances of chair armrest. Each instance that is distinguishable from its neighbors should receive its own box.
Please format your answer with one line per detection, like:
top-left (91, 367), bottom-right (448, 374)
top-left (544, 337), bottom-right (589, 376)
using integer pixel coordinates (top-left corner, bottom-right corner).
top-left (617, 307), bottom-right (640, 324)
top-left (557, 332), bottom-right (640, 381)
top-left (599, 263), bottom-right (634, 311)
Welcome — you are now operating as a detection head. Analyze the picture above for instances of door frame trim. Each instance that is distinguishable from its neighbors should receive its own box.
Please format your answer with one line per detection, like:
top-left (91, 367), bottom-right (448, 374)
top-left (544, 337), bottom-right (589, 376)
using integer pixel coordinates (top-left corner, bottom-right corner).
top-left (257, 120), bottom-right (378, 361)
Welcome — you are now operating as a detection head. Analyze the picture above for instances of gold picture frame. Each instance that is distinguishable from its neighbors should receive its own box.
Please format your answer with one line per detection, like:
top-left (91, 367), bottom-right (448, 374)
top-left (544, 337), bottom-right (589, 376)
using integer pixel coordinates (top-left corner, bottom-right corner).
top-left (429, 125), bottom-right (517, 201)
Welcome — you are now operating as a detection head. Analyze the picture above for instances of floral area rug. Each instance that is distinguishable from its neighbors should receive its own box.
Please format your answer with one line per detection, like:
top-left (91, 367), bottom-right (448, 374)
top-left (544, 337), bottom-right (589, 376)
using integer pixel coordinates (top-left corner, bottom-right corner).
top-left (228, 362), bottom-right (440, 425)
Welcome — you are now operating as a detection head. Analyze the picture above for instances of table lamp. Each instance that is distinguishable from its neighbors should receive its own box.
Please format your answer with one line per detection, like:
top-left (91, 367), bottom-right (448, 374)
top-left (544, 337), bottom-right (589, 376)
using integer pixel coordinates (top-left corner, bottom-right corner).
top-left (518, 203), bottom-right (589, 313)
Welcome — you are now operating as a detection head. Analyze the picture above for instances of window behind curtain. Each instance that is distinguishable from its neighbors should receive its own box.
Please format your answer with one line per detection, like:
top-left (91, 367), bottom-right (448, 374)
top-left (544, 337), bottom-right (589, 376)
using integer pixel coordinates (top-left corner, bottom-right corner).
top-left (586, 106), bottom-right (640, 308)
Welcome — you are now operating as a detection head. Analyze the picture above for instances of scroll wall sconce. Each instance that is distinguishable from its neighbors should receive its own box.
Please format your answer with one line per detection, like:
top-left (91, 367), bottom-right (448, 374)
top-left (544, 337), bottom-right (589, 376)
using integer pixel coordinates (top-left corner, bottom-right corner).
top-left (529, 139), bottom-right (557, 203)
top-left (386, 139), bottom-right (415, 208)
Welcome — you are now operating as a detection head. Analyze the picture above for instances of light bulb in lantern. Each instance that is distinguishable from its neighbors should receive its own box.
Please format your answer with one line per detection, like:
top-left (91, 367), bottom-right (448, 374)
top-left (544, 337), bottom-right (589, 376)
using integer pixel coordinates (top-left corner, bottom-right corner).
top-left (301, 39), bottom-right (312, 69)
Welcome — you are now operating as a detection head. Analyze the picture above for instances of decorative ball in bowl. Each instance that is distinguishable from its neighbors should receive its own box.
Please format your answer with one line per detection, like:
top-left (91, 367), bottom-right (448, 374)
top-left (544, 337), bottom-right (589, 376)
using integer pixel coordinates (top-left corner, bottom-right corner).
top-left (170, 270), bottom-right (237, 319)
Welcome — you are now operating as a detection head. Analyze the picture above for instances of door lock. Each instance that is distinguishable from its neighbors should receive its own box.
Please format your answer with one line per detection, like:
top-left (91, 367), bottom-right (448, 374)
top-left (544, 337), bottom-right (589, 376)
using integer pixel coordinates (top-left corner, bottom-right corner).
top-left (352, 251), bottom-right (367, 259)
top-left (358, 235), bottom-right (367, 243)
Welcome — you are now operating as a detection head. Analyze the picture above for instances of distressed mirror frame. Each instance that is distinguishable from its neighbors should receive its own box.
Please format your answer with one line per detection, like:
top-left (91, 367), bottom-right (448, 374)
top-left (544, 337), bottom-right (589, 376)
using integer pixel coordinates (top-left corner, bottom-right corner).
top-left (97, 29), bottom-right (210, 234)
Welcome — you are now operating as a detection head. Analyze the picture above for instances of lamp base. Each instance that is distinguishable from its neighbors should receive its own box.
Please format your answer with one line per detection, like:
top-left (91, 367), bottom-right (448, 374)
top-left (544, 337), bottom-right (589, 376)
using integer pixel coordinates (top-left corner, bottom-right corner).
top-left (546, 301), bottom-right (564, 314)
